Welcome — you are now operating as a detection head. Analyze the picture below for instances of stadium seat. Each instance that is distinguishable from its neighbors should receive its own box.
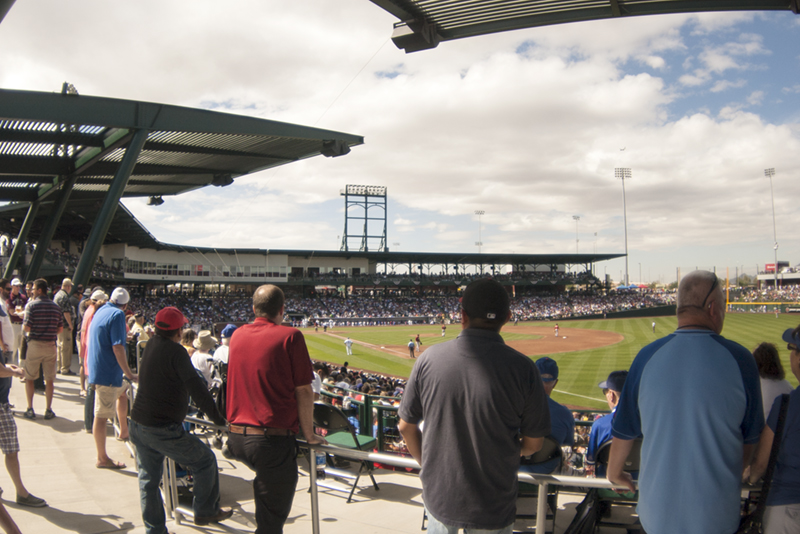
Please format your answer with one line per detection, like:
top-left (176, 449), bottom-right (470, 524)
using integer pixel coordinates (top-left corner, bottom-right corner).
top-left (594, 438), bottom-right (643, 533)
top-left (313, 402), bottom-right (379, 503)
top-left (516, 436), bottom-right (563, 533)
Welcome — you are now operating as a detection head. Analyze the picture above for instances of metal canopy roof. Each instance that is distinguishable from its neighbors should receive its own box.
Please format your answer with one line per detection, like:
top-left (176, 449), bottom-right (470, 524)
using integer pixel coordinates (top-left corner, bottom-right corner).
top-left (0, 199), bottom-right (160, 250)
top-left (371, 0), bottom-right (799, 52)
top-left (0, 89), bottom-right (364, 202)
top-left (0, 198), bottom-right (623, 265)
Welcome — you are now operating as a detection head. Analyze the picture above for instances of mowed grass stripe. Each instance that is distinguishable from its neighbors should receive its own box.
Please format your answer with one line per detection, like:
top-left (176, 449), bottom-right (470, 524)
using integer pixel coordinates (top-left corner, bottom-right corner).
top-left (303, 314), bottom-right (800, 409)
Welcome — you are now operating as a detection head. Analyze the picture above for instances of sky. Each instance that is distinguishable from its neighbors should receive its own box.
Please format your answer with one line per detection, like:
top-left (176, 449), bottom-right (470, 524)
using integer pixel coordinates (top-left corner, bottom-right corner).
top-left (1, 1), bottom-right (799, 285)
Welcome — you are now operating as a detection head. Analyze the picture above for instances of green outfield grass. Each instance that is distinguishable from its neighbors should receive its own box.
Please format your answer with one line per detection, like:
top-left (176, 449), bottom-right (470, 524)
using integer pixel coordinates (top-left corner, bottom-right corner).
top-left (304, 313), bottom-right (800, 410)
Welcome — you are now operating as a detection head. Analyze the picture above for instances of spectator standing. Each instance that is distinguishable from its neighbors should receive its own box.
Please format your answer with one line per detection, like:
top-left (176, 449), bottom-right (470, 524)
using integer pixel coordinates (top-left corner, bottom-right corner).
top-left (130, 312), bottom-right (151, 343)
top-left (608, 271), bottom-right (763, 534)
top-left (88, 287), bottom-right (138, 469)
top-left (53, 278), bottom-right (75, 375)
top-left (398, 278), bottom-right (550, 533)
top-left (0, 278), bottom-right (45, 507)
top-left (226, 285), bottom-right (325, 534)
top-left (21, 278), bottom-right (62, 420)
top-left (130, 306), bottom-right (232, 532)
top-left (746, 327), bottom-right (800, 534)
top-left (212, 324), bottom-right (236, 365)
top-left (5, 279), bottom-right (26, 365)
top-left (191, 331), bottom-right (217, 385)
top-left (753, 342), bottom-right (794, 421)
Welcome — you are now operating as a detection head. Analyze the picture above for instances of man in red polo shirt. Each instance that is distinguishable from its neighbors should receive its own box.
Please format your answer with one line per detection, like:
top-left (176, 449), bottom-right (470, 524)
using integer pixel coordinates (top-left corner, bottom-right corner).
top-left (226, 285), bottom-right (324, 534)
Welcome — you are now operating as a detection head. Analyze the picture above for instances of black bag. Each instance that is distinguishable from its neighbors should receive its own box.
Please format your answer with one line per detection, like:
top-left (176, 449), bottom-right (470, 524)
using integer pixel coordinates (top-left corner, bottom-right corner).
top-left (563, 488), bottom-right (600, 534)
top-left (736, 394), bottom-right (790, 534)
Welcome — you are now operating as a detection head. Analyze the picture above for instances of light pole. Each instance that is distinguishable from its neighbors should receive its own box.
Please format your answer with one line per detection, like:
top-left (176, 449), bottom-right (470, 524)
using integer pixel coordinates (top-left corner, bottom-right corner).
top-left (475, 210), bottom-right (485, 255)
top-left (615, 168), bottom-right (632, 286)
top-left (765, 168), bottom-right (778, 289)
top-left (573, 215), bottom-right (580, 254)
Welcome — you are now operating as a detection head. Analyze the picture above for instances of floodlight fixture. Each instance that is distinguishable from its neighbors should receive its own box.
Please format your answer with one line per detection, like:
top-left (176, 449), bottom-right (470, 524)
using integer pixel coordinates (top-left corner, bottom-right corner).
top-left (615, 168), bottom-right (632, 286)
top-left (474, 210), bottom-right (485, 254)
top-left (765, 168), bottom-right (778, 288)
top-left (573, 215), bottom-right (580, 254)
top-left (211, 173), bottom-right (234, 187)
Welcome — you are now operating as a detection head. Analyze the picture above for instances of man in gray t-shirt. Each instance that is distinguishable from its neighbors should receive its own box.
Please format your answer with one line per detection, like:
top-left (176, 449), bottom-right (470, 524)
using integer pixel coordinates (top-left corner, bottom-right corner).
top-left (399, 279), bottom-right (550, 533)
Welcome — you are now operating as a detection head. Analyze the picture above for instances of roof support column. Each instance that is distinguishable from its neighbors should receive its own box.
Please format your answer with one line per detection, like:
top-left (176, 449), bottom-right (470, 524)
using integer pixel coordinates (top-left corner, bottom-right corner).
top-left (73, 129), bottom-right (148, 288)
top-left (3, 200), bottom-right (40, 280)
top-left (26, 174), bottom-right (78, 281)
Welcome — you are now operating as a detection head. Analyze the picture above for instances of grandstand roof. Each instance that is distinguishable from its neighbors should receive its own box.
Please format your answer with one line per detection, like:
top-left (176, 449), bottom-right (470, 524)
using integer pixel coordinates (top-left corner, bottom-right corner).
top-left (0, 198), bottom-right (623, 265)
top-left (0, 88), bottom-right (363, 202)
top-left (372, 0), bottom-right (798, 52)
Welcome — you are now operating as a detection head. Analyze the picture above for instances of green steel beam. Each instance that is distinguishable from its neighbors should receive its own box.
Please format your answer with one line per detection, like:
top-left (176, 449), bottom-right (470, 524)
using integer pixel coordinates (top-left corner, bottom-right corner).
top-left (72, 129), bottom-right (148, 289)
top-left (0, 0), bottom-right (16, 25)
top-left (3, 200), bottom-right (38, 280)
top-left (0, 90), bottom-right (364, 145)
top-left (25, 174), bottom-right (78, 280)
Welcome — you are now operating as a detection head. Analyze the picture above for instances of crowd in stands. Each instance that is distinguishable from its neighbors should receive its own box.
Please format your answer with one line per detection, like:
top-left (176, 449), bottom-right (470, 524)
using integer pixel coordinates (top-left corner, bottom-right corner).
top-left (120, 290), bottom-right (673, 330)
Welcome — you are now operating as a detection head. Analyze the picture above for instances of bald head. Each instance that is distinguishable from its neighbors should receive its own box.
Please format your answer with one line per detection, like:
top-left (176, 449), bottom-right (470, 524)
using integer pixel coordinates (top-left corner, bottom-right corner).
top-left (253, 284), bottom-right (284, 319)
top-left (677, 270), bottom-right (725, 333)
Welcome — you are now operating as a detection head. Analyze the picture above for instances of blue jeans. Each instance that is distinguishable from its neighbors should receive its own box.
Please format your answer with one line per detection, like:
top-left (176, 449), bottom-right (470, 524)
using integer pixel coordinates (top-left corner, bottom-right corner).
top-left (427, 511), bottom-right (513, 534)
top-left (129, 419), bottom-right (221, 534)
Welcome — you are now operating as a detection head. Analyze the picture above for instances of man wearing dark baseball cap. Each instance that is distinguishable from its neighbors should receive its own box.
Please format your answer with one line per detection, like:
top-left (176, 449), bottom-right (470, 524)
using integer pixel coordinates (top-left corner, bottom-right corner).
top-left (129, 307), bottom-right (233, 530)
top-left (520, 357), bottom-right (575, 474)
top-left (586, 370), bottom-right (628, 477)
top-left (399, 278), bottom-right (550, 532)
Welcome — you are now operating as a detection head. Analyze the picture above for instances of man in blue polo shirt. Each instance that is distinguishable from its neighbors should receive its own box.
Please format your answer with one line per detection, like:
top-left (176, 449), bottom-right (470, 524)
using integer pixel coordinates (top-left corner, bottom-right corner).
top-left (88, 287), bottom-right (137, 469)
top-left (608, 271), bottom-right (763, 534)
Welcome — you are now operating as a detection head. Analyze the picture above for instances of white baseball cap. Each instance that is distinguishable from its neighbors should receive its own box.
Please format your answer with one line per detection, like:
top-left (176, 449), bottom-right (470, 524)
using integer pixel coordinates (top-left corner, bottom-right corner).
top-left (109, 287), bottom-right (130, 305)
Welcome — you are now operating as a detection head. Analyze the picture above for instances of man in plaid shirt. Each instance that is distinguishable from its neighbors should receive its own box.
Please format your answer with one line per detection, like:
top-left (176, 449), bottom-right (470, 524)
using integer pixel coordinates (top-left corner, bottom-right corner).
top-left (22, 278), bottom-right (63, 420)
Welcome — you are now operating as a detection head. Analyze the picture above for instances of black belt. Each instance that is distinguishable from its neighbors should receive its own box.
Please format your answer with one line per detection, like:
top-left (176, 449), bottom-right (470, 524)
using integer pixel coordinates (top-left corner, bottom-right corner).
top-left (229, 424), bottom-right (293, 436)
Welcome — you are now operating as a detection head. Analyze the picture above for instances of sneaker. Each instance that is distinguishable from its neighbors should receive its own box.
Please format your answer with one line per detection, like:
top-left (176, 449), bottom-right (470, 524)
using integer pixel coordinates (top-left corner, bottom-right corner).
top-left (16, 493), bottom-right (46, 507)
top-left (44, 409), bottom-right (55, 420)
top-left (23, 408), bottom-right (35, 420)
top-left (61, 370), bottom-right (76, 376)
top-left (194, 507), bottom-right (233, 526)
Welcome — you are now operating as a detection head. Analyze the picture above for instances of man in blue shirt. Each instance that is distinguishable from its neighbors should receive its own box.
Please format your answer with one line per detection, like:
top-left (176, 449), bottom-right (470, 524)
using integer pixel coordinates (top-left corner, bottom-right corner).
top-left (520, 357), bottom-right (574, 474)
top-left (608, 271), bottom-right (763, 534)
top-left (88, 287), bottom-right (138, 469)
top-left (585, 370), bottom-right (627, 477)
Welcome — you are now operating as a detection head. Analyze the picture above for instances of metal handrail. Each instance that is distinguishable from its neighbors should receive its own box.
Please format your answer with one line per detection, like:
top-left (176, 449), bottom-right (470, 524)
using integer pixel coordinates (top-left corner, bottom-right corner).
top-left (170, 416), bottom-right (637, 534)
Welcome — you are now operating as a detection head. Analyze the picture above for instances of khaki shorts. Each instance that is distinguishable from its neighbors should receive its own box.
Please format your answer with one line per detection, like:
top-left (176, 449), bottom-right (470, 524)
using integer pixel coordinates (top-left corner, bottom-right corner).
top-left (22, 340), bottom-right (57, 381)
top-left (94, 384), bottom-right (129, 419)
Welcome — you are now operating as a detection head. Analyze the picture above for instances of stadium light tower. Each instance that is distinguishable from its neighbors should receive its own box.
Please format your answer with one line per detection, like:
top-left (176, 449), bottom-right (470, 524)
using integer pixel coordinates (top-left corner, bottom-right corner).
top-left (572, 215), bottom-right (580, 254)
top-left (615, 168), bottom-right (632, 286)
top-left (475, 210), bottom-right (485, 254)
top-left (765, 168), bottom-right (778, 289)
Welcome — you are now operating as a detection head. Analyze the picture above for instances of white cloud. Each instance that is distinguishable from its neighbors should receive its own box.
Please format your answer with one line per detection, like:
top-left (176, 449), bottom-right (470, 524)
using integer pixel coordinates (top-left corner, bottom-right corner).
top-left (747, 90), bottom-right (765, 106)
top-left (710, 79), bottom-right (747, 92)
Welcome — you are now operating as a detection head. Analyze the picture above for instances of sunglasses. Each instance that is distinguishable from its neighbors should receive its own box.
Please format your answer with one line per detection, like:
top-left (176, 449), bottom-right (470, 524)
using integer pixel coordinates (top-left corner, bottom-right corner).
top-left (788, 344), bottom-right (798, 352)
top-left (701, 277), bottom-right (718, 308)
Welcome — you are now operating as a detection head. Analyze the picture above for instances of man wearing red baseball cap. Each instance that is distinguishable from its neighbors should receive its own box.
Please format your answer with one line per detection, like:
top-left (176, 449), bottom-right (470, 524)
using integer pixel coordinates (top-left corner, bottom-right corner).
top-left (129, 307), bottom-right (232, 532)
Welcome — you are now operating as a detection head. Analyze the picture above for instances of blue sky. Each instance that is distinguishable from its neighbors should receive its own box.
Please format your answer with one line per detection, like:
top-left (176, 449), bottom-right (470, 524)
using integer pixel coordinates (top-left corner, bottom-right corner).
top-left (1, 3), bottom-right (798, 284)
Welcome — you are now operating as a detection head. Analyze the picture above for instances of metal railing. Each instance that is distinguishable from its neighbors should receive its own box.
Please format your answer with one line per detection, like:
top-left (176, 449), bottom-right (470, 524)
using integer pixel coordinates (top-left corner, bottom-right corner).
top-left (163, 416), bottom-right (638, 534)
